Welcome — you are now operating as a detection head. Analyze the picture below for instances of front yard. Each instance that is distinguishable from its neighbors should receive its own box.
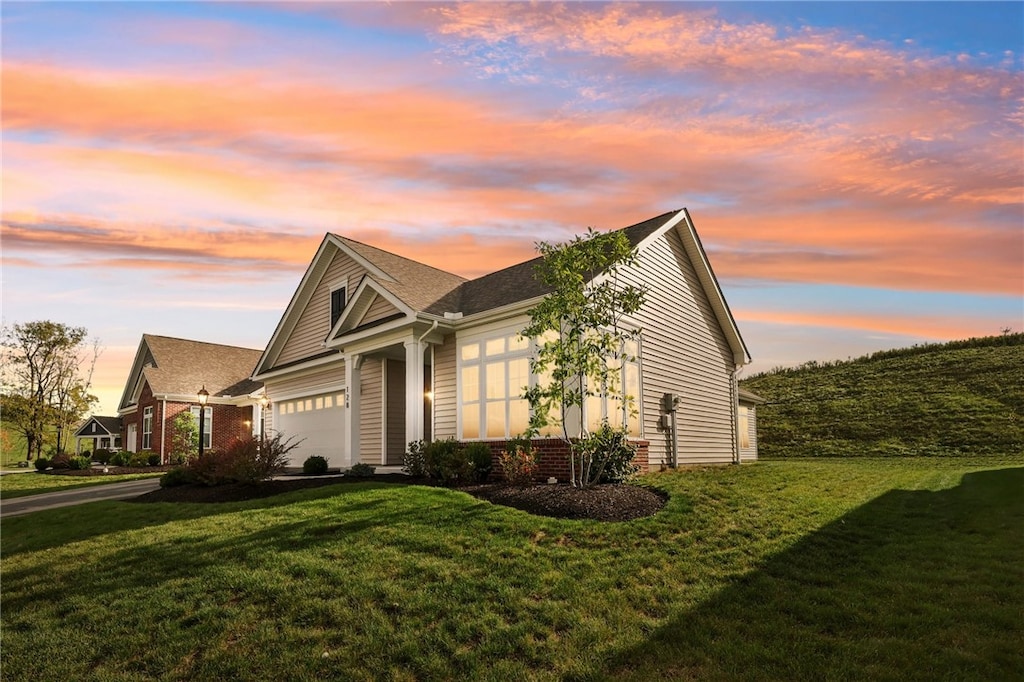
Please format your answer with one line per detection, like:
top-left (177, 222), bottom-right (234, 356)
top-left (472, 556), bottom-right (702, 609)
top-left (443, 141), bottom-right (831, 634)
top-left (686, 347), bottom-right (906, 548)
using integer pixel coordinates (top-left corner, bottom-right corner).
top-left (2, 457), bottom-right (1021, 681)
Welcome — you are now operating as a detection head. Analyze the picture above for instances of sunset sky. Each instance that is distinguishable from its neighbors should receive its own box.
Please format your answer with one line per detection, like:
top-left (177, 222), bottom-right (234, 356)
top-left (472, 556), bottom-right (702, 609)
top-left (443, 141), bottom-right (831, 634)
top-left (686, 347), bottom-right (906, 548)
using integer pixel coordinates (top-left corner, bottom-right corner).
top-left (3, 1), bottom-right (1022, 417)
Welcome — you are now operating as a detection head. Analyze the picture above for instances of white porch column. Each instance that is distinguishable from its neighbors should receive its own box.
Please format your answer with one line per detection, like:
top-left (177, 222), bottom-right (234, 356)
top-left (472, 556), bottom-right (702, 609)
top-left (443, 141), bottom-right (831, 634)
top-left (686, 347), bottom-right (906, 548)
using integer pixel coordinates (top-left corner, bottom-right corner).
top-left (404, 339), bottom-right (426, 447)
top-left (344, 353), bottom-right (362, 467)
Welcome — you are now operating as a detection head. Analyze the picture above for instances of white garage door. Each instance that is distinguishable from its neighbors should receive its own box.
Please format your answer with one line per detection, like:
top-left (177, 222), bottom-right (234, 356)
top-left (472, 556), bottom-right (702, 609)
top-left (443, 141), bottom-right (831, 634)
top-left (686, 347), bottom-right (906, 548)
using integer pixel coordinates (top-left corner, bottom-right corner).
top-left (274, 391), bottom-right (346, 468)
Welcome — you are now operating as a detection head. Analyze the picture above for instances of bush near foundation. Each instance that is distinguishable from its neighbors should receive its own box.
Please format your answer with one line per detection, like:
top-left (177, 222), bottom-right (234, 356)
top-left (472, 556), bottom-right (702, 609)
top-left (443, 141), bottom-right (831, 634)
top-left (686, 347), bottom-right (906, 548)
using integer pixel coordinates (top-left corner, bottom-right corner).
top-left (498, 437), bottom-right (538, 485)
top-left (303, 455), bottom-right (329, 475)
top-left (187, 433), bottom-right (301, 486)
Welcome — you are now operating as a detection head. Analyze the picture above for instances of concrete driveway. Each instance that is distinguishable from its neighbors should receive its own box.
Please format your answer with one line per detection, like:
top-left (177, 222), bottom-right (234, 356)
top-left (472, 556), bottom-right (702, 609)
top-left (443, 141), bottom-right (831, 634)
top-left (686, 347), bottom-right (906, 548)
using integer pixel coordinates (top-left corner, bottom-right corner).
top-left (0, 478), bottom-right (162, 518)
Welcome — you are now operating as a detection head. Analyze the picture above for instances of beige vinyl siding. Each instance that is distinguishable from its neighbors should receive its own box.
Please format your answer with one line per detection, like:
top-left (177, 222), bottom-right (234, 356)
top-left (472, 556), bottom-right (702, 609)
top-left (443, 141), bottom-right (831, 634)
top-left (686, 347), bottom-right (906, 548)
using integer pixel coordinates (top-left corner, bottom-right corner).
top-left (264, 362), bottom-right (345, 399)
top-left (362, 294), bottom-right (402, 327)
top-left (739, 404), bottom-right (758, 462)
top-left (433, 335), bottom-right (457, 439)
top-left (359, 358), bottom-right (383, 465)
top-left (627, 228), bottom-right (735, 467)
top-left (277, 251), bottom-right (366, 366)
top-left (385, 359), bottom-right (406, 464)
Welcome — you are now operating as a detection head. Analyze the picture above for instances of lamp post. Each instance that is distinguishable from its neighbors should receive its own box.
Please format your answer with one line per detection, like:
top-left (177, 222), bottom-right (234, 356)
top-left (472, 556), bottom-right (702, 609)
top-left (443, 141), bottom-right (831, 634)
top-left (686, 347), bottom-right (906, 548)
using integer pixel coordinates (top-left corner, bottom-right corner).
top-left (197, 386), bottom-right (209, 459)
top-left (258, 394), bottom-right (269, 446)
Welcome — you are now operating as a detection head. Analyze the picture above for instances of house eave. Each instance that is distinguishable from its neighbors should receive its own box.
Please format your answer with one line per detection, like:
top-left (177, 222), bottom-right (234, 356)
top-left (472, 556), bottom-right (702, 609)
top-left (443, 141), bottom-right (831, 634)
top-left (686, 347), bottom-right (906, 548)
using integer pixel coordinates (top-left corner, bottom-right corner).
top-left (253, 351), bottom-right (344, 382)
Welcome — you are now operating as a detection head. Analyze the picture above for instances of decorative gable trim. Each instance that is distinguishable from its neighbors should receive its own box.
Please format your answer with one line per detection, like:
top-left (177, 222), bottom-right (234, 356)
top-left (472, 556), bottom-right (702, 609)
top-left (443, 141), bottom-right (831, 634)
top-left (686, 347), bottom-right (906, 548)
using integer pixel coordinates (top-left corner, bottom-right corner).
top-left (74, 417), bottom-right (117, 438)
top-left (326, 276), bottom-right (413, 347)
top-left (118, 338), bottom-right (154, 411)
top-left (255, 235), bottom-right (411, 377)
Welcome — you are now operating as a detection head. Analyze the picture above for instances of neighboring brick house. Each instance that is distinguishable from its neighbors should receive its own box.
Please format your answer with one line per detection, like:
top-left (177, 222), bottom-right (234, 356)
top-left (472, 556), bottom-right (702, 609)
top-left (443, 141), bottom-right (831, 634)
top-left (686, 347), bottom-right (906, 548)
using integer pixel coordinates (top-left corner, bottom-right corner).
top-left (117, 335), bottom-right (266, 463)
top-left (252, 208), bottom-right (758, 476)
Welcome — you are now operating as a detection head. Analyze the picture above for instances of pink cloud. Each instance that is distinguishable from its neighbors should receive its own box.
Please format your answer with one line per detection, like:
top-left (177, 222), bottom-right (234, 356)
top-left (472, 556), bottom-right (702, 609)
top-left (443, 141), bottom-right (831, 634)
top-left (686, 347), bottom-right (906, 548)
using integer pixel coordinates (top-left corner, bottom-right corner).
top-left (735, 308), bottom-right (1008, 341)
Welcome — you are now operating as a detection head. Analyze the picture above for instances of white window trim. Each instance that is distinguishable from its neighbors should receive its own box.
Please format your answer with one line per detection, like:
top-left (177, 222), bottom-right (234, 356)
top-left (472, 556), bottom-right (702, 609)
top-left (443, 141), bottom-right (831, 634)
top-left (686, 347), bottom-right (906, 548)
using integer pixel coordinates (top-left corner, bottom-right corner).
top-left (584, 337), bottom-right (643, 437)
top-left (329, 281), bottom-right (348, 329)
top-left (457, 326), bottom-right (533, 441)
top-left (458, 328), bottom-right (644, 441)
top-left (142, 406), bottom-right (153, 450)
top-left (190, 406), bottom-right (214, 449)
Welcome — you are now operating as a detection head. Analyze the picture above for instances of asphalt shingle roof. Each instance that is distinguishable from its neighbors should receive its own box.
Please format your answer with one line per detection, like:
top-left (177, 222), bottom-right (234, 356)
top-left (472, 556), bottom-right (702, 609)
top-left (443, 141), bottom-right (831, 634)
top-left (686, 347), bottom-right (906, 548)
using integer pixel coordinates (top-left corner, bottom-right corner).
top-left (140, 335), bottom-right (264, 398)
top-left (333, 236), bottom-right (468, 313)
top-left (427, 210), bottom-right (681, 316)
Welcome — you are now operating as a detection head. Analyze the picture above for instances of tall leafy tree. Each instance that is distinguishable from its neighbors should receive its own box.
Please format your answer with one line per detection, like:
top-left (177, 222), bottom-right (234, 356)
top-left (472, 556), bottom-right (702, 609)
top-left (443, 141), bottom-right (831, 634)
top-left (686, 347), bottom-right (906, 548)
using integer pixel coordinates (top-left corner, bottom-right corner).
top-left (1, 321), bottom-right (100, 459)
top-left (522, 228), bottom-right (646, 487)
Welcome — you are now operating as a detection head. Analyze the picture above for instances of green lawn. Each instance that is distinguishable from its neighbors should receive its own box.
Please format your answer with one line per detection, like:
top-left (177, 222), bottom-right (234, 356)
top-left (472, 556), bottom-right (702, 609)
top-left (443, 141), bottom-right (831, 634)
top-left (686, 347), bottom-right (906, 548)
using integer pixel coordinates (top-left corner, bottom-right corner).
top-left (2, 457), bottom-right (1021, 681)
top-left (0, 471), bottom-right (166, 499)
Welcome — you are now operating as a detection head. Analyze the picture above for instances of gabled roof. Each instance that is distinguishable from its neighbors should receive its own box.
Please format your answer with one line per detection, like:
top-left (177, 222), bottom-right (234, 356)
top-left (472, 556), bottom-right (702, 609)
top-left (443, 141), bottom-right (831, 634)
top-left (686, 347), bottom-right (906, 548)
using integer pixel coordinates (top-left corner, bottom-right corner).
top-left (74, 415), bottom-right (122, 438)
top-left (255, 208), bottom-right (750, 374)
top-left (334, 236), bottom-right (468, 313)
top-left (255, 234), bottom-right (467, 375)
top-left (119, 335), bottom-right (264, 410)
top-left (430, 210), bottom-right (677, 316)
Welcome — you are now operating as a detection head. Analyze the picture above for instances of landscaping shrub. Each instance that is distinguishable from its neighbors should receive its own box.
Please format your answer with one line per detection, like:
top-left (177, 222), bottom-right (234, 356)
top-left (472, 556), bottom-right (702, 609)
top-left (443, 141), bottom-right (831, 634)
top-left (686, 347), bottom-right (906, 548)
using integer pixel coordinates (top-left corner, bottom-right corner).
top-left (159, 466), bottom-right (194, 488)
top-left (498, 437), bottom-right (539, 485)
top-left (403, 439), bottom-right (427, 477)
top-left (109, 451), bottom-right (131, 467)
top-left (463, 442), bottom-right (493, 482)
top-left (303, 455), bottom-right (329, 475)
top-left (347, 462), bottom-right (376, 477)
top-left (424, 438), bottom-right (473, 485)
top-left (93, 448), bottom-right (112, 464)
top-left (79, 451), bottom-right (92, 462)
top-left (34, 457), bottom-right (50, 471)
top-left (147, 453), bottom-right (161, 467)
top-left (130, 451), bottom-right (154, 467)
top-left (49, 453), bottom-right (71, 470)
top-left (67, 455), bottom-right (92, 470)
top-left (588, 423), bottom-right (639, 483)
top-left (187, 433), bottom-right (300, 486)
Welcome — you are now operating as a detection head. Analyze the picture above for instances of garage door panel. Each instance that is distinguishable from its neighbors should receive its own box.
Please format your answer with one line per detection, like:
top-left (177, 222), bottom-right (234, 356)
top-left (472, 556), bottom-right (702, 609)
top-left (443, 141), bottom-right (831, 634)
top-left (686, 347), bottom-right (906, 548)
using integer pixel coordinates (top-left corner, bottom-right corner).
top-left (274, 392), bottom-right (346, 468)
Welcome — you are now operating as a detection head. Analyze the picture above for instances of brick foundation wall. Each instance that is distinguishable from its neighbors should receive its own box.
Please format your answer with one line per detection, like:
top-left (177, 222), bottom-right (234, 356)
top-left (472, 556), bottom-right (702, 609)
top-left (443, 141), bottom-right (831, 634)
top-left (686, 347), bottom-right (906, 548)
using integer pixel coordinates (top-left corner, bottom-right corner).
top-left (472, 438), bottom-right (650, 483)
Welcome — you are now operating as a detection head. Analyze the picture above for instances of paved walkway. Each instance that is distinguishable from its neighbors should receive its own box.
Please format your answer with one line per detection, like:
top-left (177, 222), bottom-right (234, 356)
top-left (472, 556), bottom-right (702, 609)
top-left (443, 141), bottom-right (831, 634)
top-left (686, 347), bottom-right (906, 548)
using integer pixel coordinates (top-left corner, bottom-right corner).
top-left (1, 466), bottom-right (408, 518)
top-left (0, 478), bottom-right (163, 518)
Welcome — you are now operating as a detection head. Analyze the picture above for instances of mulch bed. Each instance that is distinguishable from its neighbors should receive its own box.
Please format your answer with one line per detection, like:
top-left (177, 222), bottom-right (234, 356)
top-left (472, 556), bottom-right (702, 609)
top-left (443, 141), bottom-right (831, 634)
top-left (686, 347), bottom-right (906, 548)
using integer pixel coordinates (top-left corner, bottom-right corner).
top-left (130, 473), bottom-right (667, 521)
top-left (459, 482), bottom-right (667, 521)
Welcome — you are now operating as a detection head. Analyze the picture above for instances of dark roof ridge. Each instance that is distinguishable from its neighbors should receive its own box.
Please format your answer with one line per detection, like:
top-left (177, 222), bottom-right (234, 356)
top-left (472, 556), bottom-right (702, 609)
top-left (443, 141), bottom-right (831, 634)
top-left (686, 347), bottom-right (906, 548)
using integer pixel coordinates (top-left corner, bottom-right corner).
top-left (142, 333), bottom-right (262, 353)
top-left (332, 233), bottom-right (469, 283)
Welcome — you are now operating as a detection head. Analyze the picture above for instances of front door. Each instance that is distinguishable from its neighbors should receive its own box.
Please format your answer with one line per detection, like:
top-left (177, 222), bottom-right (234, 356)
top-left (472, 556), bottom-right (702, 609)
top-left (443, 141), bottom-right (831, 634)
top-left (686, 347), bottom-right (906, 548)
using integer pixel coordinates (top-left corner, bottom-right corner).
top-left (127, 424), bottom-right (137, 452)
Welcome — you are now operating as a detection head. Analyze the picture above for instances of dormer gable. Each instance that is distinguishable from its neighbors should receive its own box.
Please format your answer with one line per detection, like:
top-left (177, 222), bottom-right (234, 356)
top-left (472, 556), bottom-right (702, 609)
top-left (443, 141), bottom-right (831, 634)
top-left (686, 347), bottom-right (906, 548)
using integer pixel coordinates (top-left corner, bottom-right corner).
top-left (326, 275), bottom-right (412, 344)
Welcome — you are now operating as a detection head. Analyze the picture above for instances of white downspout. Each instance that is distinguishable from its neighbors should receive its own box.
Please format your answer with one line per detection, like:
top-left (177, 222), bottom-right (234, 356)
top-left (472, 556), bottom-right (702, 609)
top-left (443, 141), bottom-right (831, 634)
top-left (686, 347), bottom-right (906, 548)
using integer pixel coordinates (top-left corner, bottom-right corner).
top-left (417, 319), bottom-right (439, 345)
top-left (729, 367), bottom-right (740, 465)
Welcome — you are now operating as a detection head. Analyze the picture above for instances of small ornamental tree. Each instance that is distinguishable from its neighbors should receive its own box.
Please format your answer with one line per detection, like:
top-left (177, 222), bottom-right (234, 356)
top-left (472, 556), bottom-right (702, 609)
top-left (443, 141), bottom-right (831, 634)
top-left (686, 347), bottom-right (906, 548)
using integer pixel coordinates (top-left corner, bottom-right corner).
top-left (522, 228), bottom-right (645, 487)
top-left (169, 411), bottom-right (199, 464)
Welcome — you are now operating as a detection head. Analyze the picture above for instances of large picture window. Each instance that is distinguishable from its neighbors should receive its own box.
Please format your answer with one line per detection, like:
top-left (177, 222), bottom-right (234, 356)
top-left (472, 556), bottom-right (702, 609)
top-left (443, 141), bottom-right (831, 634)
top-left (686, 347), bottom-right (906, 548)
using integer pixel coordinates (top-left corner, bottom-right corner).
top-left (142, 406), bottom-right (153, 450)
top-left (190, 406), bottom-right (213, 449)
top-left (459, 331), bottom-right (531, 439)
top-left (458, 329), bottom-right (642, 440)
top-left (586, 338), bottom-right (641, 436)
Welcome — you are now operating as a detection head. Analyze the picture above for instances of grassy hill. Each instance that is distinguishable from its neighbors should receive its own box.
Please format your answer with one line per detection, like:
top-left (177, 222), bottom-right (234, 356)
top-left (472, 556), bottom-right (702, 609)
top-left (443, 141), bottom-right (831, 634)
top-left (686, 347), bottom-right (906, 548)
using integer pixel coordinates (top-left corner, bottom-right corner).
top-left (741, 333), bottom-right (1024, 457)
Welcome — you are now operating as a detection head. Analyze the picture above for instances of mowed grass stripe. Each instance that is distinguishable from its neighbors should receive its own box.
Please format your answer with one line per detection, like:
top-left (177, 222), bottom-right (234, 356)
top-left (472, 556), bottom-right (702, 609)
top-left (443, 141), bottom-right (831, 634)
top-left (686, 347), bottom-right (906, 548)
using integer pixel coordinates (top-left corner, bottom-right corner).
top-left (2, 458), bottom-right (1021, 681)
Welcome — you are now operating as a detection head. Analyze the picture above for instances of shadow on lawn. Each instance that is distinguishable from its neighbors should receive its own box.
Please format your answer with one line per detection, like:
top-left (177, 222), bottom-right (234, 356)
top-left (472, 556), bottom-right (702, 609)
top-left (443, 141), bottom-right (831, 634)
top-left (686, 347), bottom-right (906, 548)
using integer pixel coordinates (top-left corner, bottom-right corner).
top-left (0, 481), bottom-right (448, 558)
top-left (588, 467), bottom-right (1024, 682)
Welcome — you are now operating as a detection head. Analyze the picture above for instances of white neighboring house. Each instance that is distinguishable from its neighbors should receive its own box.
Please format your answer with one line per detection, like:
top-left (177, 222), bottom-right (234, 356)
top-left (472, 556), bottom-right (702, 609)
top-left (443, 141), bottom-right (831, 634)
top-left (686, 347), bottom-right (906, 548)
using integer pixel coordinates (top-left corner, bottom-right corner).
top-left (253, 209), bottom-right (759, 473)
